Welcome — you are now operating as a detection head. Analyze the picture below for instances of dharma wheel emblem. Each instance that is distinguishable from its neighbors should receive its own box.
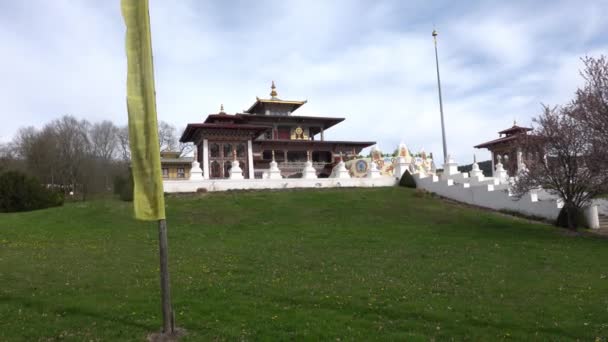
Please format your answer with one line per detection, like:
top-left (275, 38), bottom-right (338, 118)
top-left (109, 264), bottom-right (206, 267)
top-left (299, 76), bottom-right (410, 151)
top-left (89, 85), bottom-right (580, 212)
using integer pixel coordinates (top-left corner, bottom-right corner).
top-left (294, 126), bottom-right (305, 139)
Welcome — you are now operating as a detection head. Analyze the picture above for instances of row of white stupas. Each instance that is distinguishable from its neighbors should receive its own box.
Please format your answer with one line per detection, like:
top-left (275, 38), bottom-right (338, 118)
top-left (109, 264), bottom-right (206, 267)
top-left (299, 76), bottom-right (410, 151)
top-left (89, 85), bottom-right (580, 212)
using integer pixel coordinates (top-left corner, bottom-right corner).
top-left (185, 141), bottom-right (517, 182)
top-left (187, 149), bottom-right (359, 181)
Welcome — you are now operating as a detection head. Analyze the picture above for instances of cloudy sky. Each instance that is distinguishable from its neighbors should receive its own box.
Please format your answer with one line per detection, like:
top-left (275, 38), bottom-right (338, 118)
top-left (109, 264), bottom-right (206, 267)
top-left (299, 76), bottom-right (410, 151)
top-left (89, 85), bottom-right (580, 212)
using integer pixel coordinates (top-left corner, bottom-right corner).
top-left (1, 0), bottom-right (606, 163)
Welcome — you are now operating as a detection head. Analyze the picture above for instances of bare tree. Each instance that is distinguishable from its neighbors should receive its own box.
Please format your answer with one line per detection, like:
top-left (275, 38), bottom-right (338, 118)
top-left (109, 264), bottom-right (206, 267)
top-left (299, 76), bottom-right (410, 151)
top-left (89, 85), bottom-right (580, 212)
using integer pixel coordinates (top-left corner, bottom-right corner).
top-left (8, 116), bottom-right (189, 198)
top-left (12, 126), bottom-right (59, 184)
top-left (117, 125), bottom-right (132, 161)
top-left (52, 116), bottom-right (92, 198)
top-left (158, 121), bottom-right (178, 152)
top-left (118, 121), bottom-right (188, 158)
top-left (571, 55), bottom-right (608, 158)
top-left (176, 126), bottom-right (193, 157)
top-left (514, 56), bottom-right (608, 230)
top-left (12, 126), bottom-right (38, 160)
top-left (8, 116), bottom-right (135, 198)
top-left (90, 120), bottom-right (119, 162)
top-left (513, 106), bottom-right (608, 230)
top-left (0, 142), bottom-right (18, 172)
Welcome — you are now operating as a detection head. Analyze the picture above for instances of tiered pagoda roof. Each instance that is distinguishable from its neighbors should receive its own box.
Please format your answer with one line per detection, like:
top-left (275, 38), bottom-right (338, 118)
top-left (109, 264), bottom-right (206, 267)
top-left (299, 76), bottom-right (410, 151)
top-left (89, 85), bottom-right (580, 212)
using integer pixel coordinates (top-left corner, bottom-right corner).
top-left (179, 82), bottom-right (375, 150)
top-left (244, 81), bottom-right (307, 115)
top-left (474, 122), bottom-right (533, 149)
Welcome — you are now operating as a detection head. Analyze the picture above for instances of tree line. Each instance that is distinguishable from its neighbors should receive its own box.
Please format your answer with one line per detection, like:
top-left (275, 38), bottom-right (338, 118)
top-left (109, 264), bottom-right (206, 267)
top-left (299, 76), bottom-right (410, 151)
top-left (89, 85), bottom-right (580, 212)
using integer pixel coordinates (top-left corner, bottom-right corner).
top-left (0, 117), bottom-right (190, 200)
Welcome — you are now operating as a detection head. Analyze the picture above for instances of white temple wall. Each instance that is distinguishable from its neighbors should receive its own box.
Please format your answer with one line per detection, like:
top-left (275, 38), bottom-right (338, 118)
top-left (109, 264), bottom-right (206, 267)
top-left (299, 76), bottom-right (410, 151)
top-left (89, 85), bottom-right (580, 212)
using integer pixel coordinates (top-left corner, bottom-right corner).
top-left (594, 198), bottom-right (608, 216)
top-left (163, 177), bottom-right (397, 193)
top-left (414, 171), bottom-right (563, 221)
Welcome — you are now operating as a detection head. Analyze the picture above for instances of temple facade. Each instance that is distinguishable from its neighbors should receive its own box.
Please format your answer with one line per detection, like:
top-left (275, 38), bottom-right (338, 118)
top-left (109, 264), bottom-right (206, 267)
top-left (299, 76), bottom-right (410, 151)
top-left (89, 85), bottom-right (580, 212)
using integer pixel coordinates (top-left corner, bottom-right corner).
top-left (174, 82), bottom-right (375, 179)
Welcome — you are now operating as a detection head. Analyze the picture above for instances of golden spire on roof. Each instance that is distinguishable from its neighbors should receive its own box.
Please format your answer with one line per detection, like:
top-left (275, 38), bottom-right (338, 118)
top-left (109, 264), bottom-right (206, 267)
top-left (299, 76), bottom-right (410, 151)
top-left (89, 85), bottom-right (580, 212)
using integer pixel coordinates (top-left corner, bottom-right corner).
top-left (219, 104), bottom-right (226, 114)
top-left (270, 81), bottom-right (278, 99)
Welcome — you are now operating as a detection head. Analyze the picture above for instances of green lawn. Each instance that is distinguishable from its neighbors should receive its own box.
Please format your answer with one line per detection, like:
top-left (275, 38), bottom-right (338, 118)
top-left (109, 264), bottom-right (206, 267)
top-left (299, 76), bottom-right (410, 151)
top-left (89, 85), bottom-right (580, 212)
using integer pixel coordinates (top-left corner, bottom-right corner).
top-left (1, 188), bottom-right (607, 340)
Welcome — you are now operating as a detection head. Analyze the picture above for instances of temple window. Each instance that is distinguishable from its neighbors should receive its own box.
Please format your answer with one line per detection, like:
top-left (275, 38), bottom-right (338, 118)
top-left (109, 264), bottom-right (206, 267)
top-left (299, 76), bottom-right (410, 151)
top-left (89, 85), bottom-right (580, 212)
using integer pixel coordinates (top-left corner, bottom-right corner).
top-left (236, 143), bottom-right (246, 158)
top-left (177, 168), bottom-right (185, 178)
top-left (223, 162), bottom-right (231, 178)
top-left (313, 151), bottom-right (332, 163)
top-left (210, 143), bottom-right (220, 158)
top-left (210, 161), bottom-right (221, 178)
top-left (223, 144), bottom-right (233, 158)
top-left (287, 151), bottom-right (307, 162)
top-left (162, 168), bottom-right (168, 178)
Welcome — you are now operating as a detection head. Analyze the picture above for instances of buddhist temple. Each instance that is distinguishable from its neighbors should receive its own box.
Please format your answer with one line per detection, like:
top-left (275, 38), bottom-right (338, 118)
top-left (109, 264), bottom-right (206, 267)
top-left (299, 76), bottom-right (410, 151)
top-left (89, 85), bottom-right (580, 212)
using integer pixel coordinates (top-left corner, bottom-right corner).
top-left (474, 121), bottom-right (533, 175)
top-left (173, 82), bottom-right (375, 179)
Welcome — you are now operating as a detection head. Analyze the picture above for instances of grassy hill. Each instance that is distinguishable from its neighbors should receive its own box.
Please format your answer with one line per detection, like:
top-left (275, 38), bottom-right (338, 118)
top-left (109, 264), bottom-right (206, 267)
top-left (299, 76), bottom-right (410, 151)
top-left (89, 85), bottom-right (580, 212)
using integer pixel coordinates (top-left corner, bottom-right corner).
top-left (1, 188), bottom-right (607, 340)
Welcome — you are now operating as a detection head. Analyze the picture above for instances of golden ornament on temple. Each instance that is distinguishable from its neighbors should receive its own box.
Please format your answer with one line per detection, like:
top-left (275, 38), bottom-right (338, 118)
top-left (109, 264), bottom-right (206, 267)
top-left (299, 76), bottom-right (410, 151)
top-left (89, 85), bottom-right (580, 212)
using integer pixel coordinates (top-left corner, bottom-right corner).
top-left (270, 81), bottom-right (278, 98)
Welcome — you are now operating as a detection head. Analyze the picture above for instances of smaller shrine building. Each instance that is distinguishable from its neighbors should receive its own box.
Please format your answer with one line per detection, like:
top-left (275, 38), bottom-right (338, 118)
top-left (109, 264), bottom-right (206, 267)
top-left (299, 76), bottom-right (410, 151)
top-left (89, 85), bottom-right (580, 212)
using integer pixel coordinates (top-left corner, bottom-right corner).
top-left (474, 122), bottom-right (533, 175)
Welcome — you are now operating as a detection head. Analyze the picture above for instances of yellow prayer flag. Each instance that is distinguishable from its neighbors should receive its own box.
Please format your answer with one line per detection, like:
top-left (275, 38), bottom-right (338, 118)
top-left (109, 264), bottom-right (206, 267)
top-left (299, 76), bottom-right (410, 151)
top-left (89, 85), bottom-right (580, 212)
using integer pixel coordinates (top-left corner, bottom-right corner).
top-left (121, 0), bottom-right (165, 220)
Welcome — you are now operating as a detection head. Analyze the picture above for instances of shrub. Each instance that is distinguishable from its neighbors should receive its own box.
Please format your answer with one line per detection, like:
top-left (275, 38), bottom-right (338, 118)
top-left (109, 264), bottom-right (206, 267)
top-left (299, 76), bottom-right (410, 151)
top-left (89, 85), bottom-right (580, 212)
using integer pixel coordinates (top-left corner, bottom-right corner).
top-left (0, 171), bottom-right (64, 212)
top-left (113, 173), bottom-right (134, 202)
top-left (399, 170), bottom-right (416, 188)
top-left (120, 173), bottom-right (134, 202)
top-left (413, 188), bottom-right (427, 198)
top-left (113, 175), bottom-right (126, 195)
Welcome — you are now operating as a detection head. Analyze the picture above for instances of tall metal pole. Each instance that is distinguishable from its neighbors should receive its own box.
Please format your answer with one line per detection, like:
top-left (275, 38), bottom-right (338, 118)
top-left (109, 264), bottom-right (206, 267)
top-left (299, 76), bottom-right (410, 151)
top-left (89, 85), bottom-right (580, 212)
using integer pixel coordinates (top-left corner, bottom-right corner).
top-left (432, 29), bottom-right (449, 165)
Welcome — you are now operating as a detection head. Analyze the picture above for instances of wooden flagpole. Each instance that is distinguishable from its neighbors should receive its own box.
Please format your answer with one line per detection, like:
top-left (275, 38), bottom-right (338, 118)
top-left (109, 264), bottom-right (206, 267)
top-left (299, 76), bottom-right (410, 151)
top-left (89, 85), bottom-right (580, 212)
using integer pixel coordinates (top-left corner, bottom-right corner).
top-left (158, 219), bottom-right (174, 333)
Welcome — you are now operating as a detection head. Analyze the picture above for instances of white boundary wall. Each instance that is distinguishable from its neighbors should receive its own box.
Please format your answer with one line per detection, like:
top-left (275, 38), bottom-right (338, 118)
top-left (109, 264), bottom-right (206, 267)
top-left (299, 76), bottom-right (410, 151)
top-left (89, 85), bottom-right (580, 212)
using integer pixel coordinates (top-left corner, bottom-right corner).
top-left (164, 177), bottom-right (397, 193)
top-left (414, 173), bottom-right (563, 221)
top-left (594, 199), bottom-right (608, 216)
top-left (411, 163), bottom-right (600, 229)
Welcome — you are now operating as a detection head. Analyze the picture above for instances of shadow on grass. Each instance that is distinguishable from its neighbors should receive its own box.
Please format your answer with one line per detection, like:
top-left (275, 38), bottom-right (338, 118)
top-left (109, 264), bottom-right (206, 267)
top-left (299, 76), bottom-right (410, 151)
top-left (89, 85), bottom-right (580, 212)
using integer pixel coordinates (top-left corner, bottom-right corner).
top-left (0, 294), bottom-right (156, 331)
top-left (262, 292), bottom-right (578, 339)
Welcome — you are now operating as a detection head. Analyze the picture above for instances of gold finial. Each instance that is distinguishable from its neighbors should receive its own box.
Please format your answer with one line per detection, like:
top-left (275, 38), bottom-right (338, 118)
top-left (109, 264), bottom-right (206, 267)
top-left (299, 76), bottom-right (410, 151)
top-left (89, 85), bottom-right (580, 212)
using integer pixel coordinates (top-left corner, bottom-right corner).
top-left (219, 104), bottom-right (226, 114)
top-left (271, 150), bottom-right (275, 162)
top-left (432, 29), bottom-right (438, 37)
top-left (270, 81), bottom-right (278, 98)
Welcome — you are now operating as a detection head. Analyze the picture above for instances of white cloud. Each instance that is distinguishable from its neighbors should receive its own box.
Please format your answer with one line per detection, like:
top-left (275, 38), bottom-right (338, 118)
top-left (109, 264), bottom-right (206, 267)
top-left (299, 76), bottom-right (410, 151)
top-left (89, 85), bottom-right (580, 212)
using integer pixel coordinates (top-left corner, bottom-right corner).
top-left (0, 0), bottom-right (607, 167)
